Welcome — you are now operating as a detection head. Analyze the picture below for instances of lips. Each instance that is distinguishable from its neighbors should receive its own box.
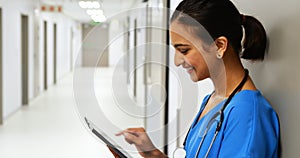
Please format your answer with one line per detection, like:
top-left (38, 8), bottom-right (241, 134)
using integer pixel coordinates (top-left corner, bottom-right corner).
top-left (186, 67), bottom-right (194, 74)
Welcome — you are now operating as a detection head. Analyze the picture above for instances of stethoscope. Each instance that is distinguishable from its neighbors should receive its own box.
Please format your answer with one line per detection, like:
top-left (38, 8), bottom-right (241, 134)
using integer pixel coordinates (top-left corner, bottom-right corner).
top-left (174, 69), bottom-right (249, 158)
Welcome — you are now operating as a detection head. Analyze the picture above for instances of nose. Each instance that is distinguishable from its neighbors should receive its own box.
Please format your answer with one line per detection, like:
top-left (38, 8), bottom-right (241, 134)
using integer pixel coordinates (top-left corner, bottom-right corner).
top-left (174, 51), bottom-right (184, 67)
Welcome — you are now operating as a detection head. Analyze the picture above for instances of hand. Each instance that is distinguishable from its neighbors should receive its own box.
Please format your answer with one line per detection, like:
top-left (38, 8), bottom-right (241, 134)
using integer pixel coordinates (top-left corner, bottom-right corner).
top-left (116, 127), bottom-right (167, 158)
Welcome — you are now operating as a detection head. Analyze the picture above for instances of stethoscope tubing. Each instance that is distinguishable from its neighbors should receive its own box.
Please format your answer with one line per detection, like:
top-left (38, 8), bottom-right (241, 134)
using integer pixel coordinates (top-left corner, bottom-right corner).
top-left (204, 131), bottom-right (219, 158)
top-left (191, 69), bottom-right (249, 158)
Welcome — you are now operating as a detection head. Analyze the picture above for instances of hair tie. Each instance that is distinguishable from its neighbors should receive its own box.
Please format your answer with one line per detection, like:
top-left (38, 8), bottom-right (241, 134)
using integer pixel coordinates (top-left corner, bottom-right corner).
top-left (240, 14), bottom-right (246, 25)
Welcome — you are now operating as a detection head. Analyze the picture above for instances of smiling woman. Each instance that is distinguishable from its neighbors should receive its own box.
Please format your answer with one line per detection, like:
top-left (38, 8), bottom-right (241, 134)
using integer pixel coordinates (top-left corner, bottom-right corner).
top-left (169, 0), bottom-right (279, 157)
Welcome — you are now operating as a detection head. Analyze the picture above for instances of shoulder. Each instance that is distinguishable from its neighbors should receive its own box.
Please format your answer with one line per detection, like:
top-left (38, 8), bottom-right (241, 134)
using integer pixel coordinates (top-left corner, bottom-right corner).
top-left (225, 90), bottom-right (277, 117)
top-left (222, 90), bottom-right (279, 137)
top-left (219, 90), bottom-right (280, 157)
top-left (225, 89), bottom-right (280, 142)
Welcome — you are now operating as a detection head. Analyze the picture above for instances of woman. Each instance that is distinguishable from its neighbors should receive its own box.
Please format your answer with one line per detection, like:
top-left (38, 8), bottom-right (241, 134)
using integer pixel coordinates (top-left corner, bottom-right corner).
top-left (111, 0), bottom-right (280, 157)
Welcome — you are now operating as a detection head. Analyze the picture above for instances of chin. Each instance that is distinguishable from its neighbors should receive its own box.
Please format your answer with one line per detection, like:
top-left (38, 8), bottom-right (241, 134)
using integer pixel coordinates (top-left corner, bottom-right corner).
top-left (189, 71), bottom-right (206, 82)
top-left (192, 74), bottom-right (207, 82)
top-left (190, 75), bottom-right (199, 82)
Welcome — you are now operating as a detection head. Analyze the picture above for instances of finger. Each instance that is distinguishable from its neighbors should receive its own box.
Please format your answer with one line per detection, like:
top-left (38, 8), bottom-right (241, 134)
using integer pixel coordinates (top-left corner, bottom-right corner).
top-left (115, 131), bottom-right (124, 136)
top-left (127, 127), bottom-right (145, 132)
top-left (123, 132), bottom-right (139, 145)
top-left (125, 128), bottom-right (146, 137)
top-left (116, 128), bottom-right (144, 137)
top-left (125, 130), bottom-right (140, 137)
top-left (115, 130), bottom-right (138, 137)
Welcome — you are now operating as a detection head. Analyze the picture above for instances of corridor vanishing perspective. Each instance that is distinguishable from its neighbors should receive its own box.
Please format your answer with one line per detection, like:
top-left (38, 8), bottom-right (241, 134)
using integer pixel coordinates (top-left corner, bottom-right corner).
top-left (0, 0), bottom-right (299, 157)
top-left (0, 71), bottom-right (113, 158)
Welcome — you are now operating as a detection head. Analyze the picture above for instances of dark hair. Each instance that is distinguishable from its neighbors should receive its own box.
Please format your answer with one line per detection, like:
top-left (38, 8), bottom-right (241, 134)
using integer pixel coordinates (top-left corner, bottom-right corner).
top-left (171, 0), bottom-right (267, 60)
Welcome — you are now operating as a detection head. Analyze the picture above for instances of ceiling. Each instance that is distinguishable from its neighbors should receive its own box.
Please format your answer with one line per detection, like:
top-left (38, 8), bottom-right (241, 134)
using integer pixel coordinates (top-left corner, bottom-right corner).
top-left (40, 0), bottom-right (141, 23)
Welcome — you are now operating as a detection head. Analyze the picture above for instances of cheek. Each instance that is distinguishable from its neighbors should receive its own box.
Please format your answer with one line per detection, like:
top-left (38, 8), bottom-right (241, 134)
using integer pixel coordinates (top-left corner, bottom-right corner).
top-left (186, 52), bottom-right (206, 69)
top-left (188, 54), bottom-right (209, 78)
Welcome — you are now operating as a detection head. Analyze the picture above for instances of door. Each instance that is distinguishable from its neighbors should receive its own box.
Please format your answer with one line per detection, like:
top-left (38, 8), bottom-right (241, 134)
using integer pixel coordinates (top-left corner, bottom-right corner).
top-left (53, 23), bottom-right (57, 84)
top-left (82, 25), bottom-right (109, 67)
top-left (44, 21), bottom-right (47, 90)
top-left (133, 19), bottom-right (137, 97)
top-left (0, 8), bottom-right (3, 124)
top-left (21, 15), bottom-right (29, 106)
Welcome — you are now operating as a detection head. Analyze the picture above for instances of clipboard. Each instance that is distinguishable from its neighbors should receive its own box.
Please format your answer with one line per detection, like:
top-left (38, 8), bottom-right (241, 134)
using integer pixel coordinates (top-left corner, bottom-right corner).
top-left (84, 117), bottom-right (133, 158)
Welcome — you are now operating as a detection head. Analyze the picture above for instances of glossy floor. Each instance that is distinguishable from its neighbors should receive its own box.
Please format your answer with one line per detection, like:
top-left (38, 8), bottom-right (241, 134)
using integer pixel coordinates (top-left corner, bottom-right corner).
top-left (0, 69), bottom-right (116, 158)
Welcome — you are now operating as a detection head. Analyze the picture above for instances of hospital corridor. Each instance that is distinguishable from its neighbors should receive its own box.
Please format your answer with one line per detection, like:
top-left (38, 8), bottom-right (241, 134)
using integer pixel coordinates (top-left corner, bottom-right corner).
top-left (0, 0), bottom-right (300, 158)
top-left (0, 70), bottom-right (113, 158)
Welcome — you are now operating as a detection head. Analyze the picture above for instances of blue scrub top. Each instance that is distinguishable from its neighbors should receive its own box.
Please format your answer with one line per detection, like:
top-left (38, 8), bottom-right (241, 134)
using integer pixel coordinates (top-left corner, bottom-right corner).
top-left (184, 90), bottom-right (280, 158)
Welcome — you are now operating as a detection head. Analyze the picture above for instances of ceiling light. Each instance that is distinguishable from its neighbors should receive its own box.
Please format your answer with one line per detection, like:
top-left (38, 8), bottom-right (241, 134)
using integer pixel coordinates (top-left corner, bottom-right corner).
top-left (91, 14), bottom-right (106, 23)
top-left (79, 1), bottom-right (100, 9)
top-left (92, 1), bottom-right (100, 8)
top-left (86, 1), bottom-right (93, 8)
top-left (78, 1), bottom-right (88, 9)
top-left (86, 9), bottom-right (94, 15)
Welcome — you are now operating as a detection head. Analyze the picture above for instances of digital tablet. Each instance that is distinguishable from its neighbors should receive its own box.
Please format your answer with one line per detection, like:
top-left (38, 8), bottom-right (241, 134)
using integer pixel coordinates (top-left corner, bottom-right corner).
top-left (84, 117), bottom-right (133, 158)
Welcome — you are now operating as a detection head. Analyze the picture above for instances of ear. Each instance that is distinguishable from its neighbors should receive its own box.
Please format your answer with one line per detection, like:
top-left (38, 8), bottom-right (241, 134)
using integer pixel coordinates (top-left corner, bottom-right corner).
top-left (214, 36), bottom-right (228, 58)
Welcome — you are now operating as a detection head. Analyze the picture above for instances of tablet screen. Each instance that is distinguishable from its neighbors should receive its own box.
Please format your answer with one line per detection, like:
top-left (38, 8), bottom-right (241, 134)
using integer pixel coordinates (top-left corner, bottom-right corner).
top-left (84, 117), bottom-right (133, 158)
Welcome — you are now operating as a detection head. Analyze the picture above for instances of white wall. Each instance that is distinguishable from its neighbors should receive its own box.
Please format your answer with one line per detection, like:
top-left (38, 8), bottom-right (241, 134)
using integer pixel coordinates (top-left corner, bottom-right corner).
top-left (109, 19), bottom-right (125, 67)
top-left (0, 0), bottom-right (35, 118)
top-left (0, 0), bottom-right (82, 119)
top-left (72, 24), bottom-right (82, 68)
top-left (234, 0), bottom-right (300, 157)
top-left (38, 12), bottom-right (82, 92)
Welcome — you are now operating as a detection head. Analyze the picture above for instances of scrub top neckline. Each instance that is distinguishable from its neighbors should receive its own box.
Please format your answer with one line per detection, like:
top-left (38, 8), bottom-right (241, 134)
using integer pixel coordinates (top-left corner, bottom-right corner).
top-left (191, 89), bottom-right (260, 129)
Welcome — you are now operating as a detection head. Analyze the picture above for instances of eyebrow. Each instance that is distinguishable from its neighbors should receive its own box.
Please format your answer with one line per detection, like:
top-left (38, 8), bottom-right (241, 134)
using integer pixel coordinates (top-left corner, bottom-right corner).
top-left (173, 44), bottom-right (190, 48)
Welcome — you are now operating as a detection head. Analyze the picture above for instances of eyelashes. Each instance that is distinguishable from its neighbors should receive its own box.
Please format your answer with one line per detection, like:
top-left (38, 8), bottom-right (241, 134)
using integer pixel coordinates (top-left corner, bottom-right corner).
top-left (180, 49), bottom-right (189, 54)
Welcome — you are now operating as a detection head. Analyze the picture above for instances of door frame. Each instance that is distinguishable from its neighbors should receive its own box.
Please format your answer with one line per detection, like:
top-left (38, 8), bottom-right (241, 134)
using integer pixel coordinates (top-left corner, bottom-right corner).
top-left (44, 21), bottom-right (47, 90)
top-left (0, 8), bottom-right (3, 124)
top-left (21, 14), bottom-right (29, 106)
top-left (53, 23), bottom-right (57, 84)
top-left (164, 0), bottom-right (170, 154)
top-left (133, 19), bottom-right (137, 97)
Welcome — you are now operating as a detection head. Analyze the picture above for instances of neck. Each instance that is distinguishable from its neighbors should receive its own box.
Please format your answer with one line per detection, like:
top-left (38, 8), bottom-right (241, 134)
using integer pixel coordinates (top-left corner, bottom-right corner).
top-left (211, 64), bottom-right (246, 98)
